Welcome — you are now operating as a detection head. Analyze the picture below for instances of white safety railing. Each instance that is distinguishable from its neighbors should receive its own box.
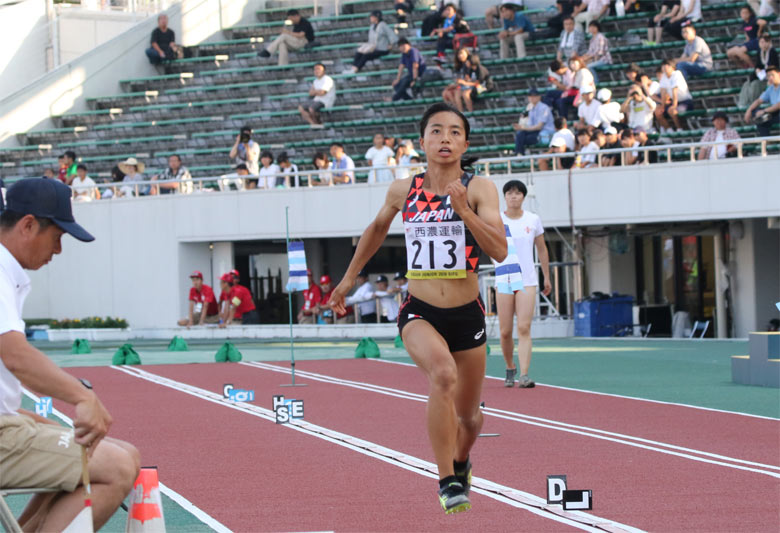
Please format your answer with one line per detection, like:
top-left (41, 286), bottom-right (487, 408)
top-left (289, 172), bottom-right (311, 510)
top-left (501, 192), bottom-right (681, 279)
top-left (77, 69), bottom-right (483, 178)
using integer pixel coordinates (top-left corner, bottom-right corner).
top-left (22, 134), bottom-right (776, 198)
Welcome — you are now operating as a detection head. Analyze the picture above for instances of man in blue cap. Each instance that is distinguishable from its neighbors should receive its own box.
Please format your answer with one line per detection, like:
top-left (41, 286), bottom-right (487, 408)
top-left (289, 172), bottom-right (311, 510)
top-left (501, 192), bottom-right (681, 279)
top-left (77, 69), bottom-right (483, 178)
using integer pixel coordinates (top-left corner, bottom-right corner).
top-left (0, 178), bottom-right (140, 531)
top-left (513, 88), bottom-right (555, 155)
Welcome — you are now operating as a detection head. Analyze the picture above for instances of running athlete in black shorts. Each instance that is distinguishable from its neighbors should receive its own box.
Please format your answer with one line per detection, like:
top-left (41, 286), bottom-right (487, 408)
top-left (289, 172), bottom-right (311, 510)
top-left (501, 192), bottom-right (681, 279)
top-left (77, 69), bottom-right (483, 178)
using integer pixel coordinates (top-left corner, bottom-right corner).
top-left (329, 103), bottom-right (507, 514)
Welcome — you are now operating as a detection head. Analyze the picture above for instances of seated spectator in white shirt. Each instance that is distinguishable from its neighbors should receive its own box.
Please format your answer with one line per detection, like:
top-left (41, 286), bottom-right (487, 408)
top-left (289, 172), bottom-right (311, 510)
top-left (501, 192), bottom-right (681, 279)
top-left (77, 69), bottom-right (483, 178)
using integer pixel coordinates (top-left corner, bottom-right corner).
top-left (277, 152), bottom-right (299, 187)
top-left (576, 129), bottom-right (600, 167)
top-left (255, 151), bottom-right (281, 190)
top-left (622, 83), bottom-right (657, 132)
top-left (572, 0), bottom-right (610, 33)
top-left (329, 143), bottom-right (355, 185)
top-left (345, 270), bottom-right (378, 323)
top-left (230, 126), bottom-right (260, 175)
top-left (71, 164), bottom-right (100, 202)
top-left (118, 157), bottom-right (146, 197)
top-left (365, 133), bottom-right (395, 183)
top-left (655, 58), bottom-right (693, 132)
top-left (373, 275), bottom-right (401, 322)
top-left (697, 111), bottom-right (742, 160)
top-left (596, 88), bottom-right (624, 129)
top-left (539, 117), bottom-right (576, 171)
top-left (395, 139), bottom-right (420, 180)
top-left (620, 128), bottom-right (641, 165)
top-left (299, 63), bottom-right (336, 127)
top-left (577, 87), bottom-right (602, 128)
top-left (570, 55), bottom-right (595, 95)
top-left (310, 152), bottom-right (332, 186)
top-left (152, 154), bottom-right (193, 195)
top-left (219, 163), bottom-right (250, 192)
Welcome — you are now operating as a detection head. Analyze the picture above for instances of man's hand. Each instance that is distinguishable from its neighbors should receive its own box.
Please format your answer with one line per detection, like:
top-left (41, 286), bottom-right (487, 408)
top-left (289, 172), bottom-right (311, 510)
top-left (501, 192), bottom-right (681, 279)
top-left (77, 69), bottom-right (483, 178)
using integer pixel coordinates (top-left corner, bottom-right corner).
top-left (513, 123), bottom-right (523, 131)
top-left (391, 78), bottom-right (400, 87)
top-left (755, 109), bottom-right (765, 118)
top-left (159, 51), bottom-right (166, 59)
top-left (445, 180), bottom-right (469, 217)
top-left (498, 30), bottom-right (508, 39)
top-left (744, 110), bottom-right (753, 123)
top-left (73, 392), bottom-right (112, 454)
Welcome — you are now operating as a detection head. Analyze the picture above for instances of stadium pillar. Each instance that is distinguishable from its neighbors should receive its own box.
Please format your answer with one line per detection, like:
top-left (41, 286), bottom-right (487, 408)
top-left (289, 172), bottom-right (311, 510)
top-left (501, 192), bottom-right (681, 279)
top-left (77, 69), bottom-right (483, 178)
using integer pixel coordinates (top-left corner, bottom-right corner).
top-left (714, 230), bottom-right (727, 339)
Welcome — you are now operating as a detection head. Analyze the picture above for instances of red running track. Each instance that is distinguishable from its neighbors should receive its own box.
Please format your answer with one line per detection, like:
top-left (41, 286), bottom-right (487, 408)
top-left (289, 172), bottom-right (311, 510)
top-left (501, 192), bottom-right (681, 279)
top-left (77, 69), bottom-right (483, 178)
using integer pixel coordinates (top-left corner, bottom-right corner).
top-left (59, 360), bottom-right (780, 532)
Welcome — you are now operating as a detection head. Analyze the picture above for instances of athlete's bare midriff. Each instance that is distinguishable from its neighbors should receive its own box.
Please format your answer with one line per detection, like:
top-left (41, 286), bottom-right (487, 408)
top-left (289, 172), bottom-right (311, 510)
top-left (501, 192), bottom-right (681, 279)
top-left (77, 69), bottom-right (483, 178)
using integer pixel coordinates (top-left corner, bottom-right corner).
top-left (407, 273), bottom-right (480, 308)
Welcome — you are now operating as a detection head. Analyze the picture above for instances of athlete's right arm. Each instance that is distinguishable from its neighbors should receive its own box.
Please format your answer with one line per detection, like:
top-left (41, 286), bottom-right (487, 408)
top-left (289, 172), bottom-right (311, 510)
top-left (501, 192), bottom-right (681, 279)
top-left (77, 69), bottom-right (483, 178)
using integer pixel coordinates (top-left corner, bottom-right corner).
top-left (329, 179), bottom-right (408, 313)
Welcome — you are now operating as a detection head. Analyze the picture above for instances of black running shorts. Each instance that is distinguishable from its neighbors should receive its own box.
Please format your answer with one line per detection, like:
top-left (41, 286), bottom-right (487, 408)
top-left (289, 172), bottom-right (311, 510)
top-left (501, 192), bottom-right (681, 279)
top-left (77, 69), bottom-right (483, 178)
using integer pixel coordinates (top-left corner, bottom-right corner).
top-left (397, 295), bottom-right (487, 353)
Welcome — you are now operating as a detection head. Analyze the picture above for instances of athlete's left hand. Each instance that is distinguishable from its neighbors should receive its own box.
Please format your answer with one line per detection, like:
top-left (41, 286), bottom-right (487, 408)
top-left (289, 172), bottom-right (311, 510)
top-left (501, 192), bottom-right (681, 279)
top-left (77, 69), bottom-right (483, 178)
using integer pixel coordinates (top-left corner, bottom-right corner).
top-left (543, 279), bottom-right (552, 296)
top-left (445, 180), bottom-right (469, 217)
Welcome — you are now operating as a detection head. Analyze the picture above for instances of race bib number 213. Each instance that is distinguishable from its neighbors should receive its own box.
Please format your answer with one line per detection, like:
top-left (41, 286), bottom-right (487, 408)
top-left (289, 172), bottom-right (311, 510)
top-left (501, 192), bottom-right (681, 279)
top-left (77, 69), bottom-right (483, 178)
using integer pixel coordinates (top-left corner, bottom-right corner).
top-left (404, 221), bottom-right (467, 279)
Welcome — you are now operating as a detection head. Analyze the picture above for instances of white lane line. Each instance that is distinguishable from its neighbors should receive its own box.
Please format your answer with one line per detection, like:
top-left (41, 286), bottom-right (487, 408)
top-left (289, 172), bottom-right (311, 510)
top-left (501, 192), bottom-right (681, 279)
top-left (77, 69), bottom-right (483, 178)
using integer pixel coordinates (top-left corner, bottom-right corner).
top-left (372, 358), bottom-right (780, 421)
top-left (21, 388), bottom-right (233, 533)
top-left (112, 365), bottom-right (644, 533)
top-left (243, 361), bottom-right (780, 478)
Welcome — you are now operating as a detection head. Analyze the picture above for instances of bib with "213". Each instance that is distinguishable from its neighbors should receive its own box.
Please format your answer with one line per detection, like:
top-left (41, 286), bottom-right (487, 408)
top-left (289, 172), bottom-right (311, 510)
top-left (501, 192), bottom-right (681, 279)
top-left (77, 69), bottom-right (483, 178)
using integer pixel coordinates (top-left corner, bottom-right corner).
top-left (404, 220), bottom-right (467, 279)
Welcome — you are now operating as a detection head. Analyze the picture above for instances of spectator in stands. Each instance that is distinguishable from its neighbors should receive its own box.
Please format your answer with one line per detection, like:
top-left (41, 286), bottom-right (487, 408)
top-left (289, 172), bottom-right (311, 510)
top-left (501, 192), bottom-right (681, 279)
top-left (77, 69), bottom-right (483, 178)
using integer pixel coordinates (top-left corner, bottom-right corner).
top-left (498, 3), bottom-right (535, 59)
top-left (597, 88), bottom-right (624, 129)
top-left (748, 0), bottom-right (779, 16)
top-left (71, 164), bottom-right (99, 202)
top-left (646, 0), bottom-right (680, 45)
top-left (539, 117), bottom-right (576, 170)
top-left (442, 48), bottom-right (472, 107)
top-left (101, 165), bottom-right (124, 199)
top-left (318, 275), bottom-right (354, 324)
top-left (178, 271), bottom-right (219, 327)
top-left (277, 152), bottom-right (298, 187)
top-left (421, 0), bottom-right (461, 36)
top-left (230, 125), bottom-right (260, 175)
top-left (394, 271), bottom-right (409, 300)
top-left (408, 155), bottom-right (424, 175)
top-left (373, 275), bottom-right (400, 322)
top-left (572, 0), bottom-right (610, 34)
top-left (146, 14), bottom-right (179, 64)
top-left (219, 163), bottom-right (249, 192)
top-left (697, 111), bottom-right (741, 160)
top-left (152, 154), bottom-right (192, 195)
top-left (624, 62), bottom-right (642, 84)
top-left (570, 55), bottom-right (595, 97)
top-left (548, 0), bottom-right (582, 37)
top-left (430, 4), bottom-right (465, 62)
top-left (345, 270), bottom-right (377, 323)
top-left (486, 1), bottom-right (526, 29)
top-left (298, 269), bottom-right (322, 324)
top-left (392, 38), bottom-right (427, 101)
top-left (396, 139), bottom-right (420, 180)
top-left (350, 11), bottom-right (398, 74)
top-left (118, 157), bottom-right (145, 197)
top-left (514, 88), bottom-right (555, 155)
top-left (299, 63), bottom-right (336, 128)
top-left (42, 168), bottom-right (56, 179)
top-left (557, 16), bottom-right (586, 61)
top-left (745, 66), bottom-right (780, 136)
top-left (665, 0), bottom-right (701, 41)
top-left (366, 133), bottom-right (395, 184)
top-left (620, 128), bottom-right (641, 165)
top-left (55, 156), bottom-right (66, 183)
top-left (622, 83), bottom-right (657, 132)
top-left (394, 0), bottom-right (414, 25)
top-left (600, 125), bottom-right (620, 166)
top-left (453, 53), bottom-right (492, 112)
top-left (59, 151), bottom-right (77, 185)
top-left (655, 59), bottom-right (693, 132)
top-left (740, 34), bottom-right (779, 107)
top-left (575, 128), bottom-right (599, 168)
top-left (675, 23), bottom-right (712, 80)
top-left (329, 143), bottom-right (355, 185)
top-left (634, 127), bottom-right (658, 164)
top-left (257, 151), bottom-right (281, 190)
top-left (310, 152), bottom-right (331, 186)
top-left (640, 69), bottom-right (663, 104)
top-left (581, 21), bottom-right (611, 84)
top-left (258, 9), bottom-right (315, 66)
top-left (727, 6), bottom-right (767, 68)
top-left (577, 87), bottom-right (602, 129)
top-left (544, 59), bottom-right (576, 118)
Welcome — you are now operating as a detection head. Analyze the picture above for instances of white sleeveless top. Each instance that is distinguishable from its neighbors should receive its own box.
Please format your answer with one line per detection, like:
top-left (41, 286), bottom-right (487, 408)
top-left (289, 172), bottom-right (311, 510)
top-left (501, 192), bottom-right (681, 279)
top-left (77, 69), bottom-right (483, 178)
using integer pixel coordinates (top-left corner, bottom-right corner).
top-left (501, 211), bottom-right (544, 287)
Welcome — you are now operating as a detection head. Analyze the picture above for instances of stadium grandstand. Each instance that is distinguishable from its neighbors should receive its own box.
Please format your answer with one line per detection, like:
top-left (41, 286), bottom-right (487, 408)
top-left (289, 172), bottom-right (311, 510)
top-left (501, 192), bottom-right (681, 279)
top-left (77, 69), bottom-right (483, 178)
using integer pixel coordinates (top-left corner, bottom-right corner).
top-left (0, 0), bottom-right (778, 336)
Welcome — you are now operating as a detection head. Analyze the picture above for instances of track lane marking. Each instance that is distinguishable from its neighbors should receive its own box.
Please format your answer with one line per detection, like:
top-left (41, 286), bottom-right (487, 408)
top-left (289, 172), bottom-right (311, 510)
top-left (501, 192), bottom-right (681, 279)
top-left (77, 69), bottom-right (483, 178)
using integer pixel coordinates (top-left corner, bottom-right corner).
top-left (21, 388), bottom-right (233, 533)
top-left (242, 361), bottom-right (780, 479)
top-left (111, 365), bottom-right (644, 533)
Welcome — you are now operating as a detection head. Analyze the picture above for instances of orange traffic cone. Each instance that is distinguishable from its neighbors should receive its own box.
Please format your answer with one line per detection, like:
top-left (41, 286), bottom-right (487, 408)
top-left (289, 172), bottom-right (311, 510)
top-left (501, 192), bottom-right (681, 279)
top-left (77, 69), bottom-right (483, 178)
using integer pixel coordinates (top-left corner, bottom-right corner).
top-left (125, 467), bottom-right (166, 532)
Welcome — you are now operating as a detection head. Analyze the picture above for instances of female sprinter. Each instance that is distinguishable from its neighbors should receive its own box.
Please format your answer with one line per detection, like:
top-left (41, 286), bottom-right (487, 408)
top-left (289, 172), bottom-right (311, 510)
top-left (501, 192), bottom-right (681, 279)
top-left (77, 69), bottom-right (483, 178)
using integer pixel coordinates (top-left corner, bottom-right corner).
top-left (329, 102), bottom-right (507, 514)
top-left (498, 180), bottom-right (551, 388)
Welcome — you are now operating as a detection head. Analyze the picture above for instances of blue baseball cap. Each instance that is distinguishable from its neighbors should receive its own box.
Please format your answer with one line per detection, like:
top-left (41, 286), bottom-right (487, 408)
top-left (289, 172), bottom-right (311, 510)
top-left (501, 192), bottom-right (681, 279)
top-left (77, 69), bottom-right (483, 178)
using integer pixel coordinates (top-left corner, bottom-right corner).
top-left (2, 178), bottom-right (94, 242)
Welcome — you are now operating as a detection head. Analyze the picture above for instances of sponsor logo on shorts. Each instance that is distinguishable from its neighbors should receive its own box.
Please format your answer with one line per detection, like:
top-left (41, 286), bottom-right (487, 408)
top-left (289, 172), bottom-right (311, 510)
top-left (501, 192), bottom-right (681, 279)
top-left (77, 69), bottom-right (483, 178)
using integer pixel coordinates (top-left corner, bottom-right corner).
top-left (474, 329), bottom-right (485, 340)
top-left (57, 430), bottom-right (74, 449)
top-left (408, 313), bottom-right (422, 320)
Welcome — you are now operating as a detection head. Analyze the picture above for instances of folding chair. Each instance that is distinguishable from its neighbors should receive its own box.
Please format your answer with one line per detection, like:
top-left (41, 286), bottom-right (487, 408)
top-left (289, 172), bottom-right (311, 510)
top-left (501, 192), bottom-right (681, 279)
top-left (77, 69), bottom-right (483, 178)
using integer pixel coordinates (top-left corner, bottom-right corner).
top-left (0, 488), bottom-right (58, 533)
top-left (689, 320), bottom-right (710, 339)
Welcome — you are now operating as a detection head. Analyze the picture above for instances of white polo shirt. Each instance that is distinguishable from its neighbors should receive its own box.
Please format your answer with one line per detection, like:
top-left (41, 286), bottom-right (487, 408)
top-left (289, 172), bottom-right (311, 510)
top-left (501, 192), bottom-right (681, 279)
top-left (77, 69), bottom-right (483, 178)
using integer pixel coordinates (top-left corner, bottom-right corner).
top-left (0, 243), bottom-right (30, 416)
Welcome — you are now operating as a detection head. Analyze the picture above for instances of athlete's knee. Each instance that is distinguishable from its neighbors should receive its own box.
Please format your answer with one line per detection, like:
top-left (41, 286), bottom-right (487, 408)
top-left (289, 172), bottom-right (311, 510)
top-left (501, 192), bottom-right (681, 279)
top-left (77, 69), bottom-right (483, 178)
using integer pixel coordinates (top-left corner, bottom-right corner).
top-left (429, 362), bottom-right (458, 393)
top-left (458, 409), bottom-right (482, 434)
top-left (499, 326), bottom-right (513, 341)
top-left (517, 323), bottom-right (531, 338)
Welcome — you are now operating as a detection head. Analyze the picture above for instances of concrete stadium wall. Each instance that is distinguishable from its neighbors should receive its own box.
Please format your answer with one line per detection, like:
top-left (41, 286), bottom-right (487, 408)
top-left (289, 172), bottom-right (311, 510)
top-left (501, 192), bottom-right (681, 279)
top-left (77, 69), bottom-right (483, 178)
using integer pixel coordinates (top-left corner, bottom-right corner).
top-left (0, 0), bottom-right (50, 102)
top-left (0, 0), bottom-right (261, 148)
top-left (20, 157), bottom-right (779, 334)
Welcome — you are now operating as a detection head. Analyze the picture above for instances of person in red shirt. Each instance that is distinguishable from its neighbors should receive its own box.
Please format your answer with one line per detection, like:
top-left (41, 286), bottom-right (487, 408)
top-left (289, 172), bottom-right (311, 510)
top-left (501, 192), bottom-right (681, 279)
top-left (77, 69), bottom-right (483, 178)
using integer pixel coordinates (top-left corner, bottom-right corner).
top-left (217, 273), bottom-right (233, 324)
top-left (178, 270), bottom-right (219, 327)
top-left (297, 269), bottom-right (322, 324)
top-left (318, 275), bottom-right (354, 324)
top-left (220, 275), bottom-right (259, 327)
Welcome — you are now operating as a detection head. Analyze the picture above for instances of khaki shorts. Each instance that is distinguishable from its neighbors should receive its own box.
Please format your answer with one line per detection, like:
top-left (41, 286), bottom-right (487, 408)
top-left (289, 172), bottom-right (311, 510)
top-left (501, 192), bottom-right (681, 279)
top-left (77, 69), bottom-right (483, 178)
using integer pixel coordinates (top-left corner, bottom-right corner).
top-left (0, 414), bottom-right (81, 491)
